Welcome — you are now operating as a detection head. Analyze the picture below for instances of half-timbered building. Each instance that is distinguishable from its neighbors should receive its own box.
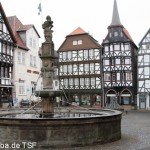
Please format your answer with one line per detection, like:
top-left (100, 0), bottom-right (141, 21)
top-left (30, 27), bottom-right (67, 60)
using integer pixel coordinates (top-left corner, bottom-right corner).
top-left (0, 3), bottom-right (16, 106)
top-left (58, 27), bottom-right (101, 106)
top-left (137, 28), bottom-right (150, 109)
top-left (102, 0), bottom-right (138, 106)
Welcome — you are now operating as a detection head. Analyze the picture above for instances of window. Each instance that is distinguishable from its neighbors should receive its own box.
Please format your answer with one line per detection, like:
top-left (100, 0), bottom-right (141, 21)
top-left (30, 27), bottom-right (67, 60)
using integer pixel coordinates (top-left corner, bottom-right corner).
top-left (84, 64), bottom-right (89, 72)
top-left (33, 56), bottom-right (36, 67)
top-left (0, 22), bottom-right (2, 31)
top-left (105, 46), bottom-right (109, 52)
top-left (29, 38), bottom-right (36, 48)
top-left (19, 80), bottom-right (25, 95)
top-left (146, 43), bottom-right (150, 49)
top-left (91, 78), bottom-right (95, 85)
top-left (29, 38), bottom-right (32, 47)
top-left (30, 55), bottom-right (33, 66)
top-left (117, 73), bottom-right (120, 80)
top-left (18, 52), bottom-right (25, 64)
top-left (2, 43), bottom-right (6, 53)
top-left (80, 78), bottom-right (84, 85)
top-left (62, 52), bottom-right (66, 60)
top-left (144, 55), bottom-right (149, 65)
top-left (90, 63), bottom-right (94, 73)
top-left (73, 40), bottom-right (82, 45)
top-left (114, 44), bottom-right (120, 50)
top-left (78, 40), bottom-right (82, 45)
top-left (84, 50), bottom-right (88, 58)
top-left (125, 58), bottom-right (131, 64)
top-left (55, 81), bottom-right (58, 86)
top-left (5, 67), bottom-right (8, 78)
top-left (124, 44), bottom-right (130, 51)
top-left (64, 79), bottom-right (68, 86)
top-left (33, 39), bottom-right (36, 49)
top-left (85, 78), bottom-right (89, 85)
top-left (0, 43), bottom-right (1, 52)
top-left (104, 60), bottom-right (109, 65)
top-left (3, 24), bottom-right (7, 33)
top-left (104, 73), bottom-right (110, 81)
top-left (30, 55), bottom-right (36, 67)
top-left (114, 32), bottom-right (118, 37)
top-left (144, 67), bottom-right (150, 76)
top-left (126, 72), bottom-right (132, 80)
top-left (112, 73), bottom-right (116, 81)
top-left (109, 33), bottom-right (112, 38)
top-left (63, 65), bottom-right (67, 73)
top-left (73, 41), bottom-right (77, 45)
top-left (89, 49), bottom-right (94, 57)
top-left (68, 65), bottom-right (72, 74)
top-left (75, 78), bottom-right (79, 86)
top-left (69, 78), bottom-right (73, 85)
top-left (68, 51), bottom-right (72, 59)
top-left (1, 67), bottom-right (4, 77)
top-left (116, 58), bottom-right (120, 65)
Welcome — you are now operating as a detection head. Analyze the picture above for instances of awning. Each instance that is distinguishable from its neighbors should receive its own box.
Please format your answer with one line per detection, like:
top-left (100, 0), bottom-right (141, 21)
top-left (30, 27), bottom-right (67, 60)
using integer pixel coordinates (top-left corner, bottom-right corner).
top-left (107, 94), bottom-right (116, 97)
top-left (121, 94), bottom-right (131, 97)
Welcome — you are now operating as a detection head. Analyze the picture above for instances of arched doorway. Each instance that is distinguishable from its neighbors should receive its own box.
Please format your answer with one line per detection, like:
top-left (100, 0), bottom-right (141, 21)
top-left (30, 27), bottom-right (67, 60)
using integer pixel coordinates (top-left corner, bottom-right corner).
top-left (105, 90), bottom-right (117, 106)
top-left (120, 89), bottom-right (132, 105)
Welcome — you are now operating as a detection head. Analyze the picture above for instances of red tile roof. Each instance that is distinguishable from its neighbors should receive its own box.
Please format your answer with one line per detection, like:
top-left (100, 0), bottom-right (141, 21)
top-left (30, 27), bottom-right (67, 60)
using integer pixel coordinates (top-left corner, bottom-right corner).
top-left (7, 16), bottom-right (28, 50)
top-left (69, 27), bottom-right (87, 35)
top-left (7, 16), bottom-right (40, 50)
top-left (17, 24), bottom-right (33, 31)
top-left (123, 28), bottom-right (133, 41)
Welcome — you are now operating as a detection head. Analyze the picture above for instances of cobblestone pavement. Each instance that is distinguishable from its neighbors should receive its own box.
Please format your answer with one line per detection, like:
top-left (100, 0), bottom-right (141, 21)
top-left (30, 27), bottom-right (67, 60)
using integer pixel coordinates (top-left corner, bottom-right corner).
top-left (59, 110), bottom-right (150, 150)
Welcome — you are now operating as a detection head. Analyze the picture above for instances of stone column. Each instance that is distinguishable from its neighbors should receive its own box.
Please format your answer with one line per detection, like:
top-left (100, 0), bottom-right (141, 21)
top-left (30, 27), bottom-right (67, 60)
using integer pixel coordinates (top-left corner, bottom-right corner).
top-left (39, 16), bottom-right (55, 117)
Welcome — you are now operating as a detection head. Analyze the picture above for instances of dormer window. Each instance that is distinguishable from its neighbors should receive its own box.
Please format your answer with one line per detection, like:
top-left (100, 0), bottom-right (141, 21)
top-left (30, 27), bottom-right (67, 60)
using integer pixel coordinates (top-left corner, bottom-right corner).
top-left (73, 40), bottom-right (82, 45)
top-left (114, 32), bottom-right (118, 37)
top-left (109, 33), bottom-right (112, 38)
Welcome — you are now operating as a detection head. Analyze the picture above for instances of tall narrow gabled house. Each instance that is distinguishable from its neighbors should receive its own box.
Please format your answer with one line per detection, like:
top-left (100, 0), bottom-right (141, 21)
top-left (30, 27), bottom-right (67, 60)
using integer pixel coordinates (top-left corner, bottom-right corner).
top-left (7, 16), bottom-right (41, 102)
top-left (0, 3), bottom-right (16, 106)
top-left (58, 27), bottom-right (101, 106)
top-left (102, 0), bottom-right (138, 106)
top-left (137, 28), bottom-right (150, 109)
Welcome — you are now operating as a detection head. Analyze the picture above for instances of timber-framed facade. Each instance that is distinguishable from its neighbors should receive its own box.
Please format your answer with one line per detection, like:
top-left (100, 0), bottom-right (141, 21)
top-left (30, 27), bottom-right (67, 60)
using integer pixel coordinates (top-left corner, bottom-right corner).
top-left (102, 0), bottom-right (138, 106)
top-left (58, 27), bottom-right (102, 106)
top-left (0, 3), bottom-right (16, 106)
top-left (137, 28), bottom-right (150, 109)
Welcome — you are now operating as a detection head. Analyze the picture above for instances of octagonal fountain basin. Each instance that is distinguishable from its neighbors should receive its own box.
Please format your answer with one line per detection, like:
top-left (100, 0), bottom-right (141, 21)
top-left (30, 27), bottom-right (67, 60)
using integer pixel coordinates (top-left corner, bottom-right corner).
top-left (0, 109), bottom-right (122, 149)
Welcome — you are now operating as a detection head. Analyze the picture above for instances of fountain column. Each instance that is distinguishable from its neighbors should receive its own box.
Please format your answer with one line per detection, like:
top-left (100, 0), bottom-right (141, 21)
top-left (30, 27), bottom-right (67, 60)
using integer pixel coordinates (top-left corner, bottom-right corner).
top-left (39, 16), bottom-right (55, 117)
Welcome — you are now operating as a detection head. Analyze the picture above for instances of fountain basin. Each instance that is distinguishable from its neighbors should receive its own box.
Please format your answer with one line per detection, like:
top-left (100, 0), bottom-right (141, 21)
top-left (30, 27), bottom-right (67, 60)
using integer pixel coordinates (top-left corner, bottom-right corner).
top-left (0, 109), bottom-right (122, 149)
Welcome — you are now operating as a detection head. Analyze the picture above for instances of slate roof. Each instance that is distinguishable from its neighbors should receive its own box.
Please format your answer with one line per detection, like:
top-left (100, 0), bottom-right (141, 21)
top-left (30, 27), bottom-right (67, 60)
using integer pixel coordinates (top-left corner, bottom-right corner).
top-left (110, 0), bottom-right (122, 26)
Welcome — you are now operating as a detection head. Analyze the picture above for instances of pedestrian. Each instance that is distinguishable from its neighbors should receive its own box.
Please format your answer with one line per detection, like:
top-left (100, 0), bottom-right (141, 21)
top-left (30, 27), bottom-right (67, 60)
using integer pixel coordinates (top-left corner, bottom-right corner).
top-left (8, 95), bottom-right (12, 109)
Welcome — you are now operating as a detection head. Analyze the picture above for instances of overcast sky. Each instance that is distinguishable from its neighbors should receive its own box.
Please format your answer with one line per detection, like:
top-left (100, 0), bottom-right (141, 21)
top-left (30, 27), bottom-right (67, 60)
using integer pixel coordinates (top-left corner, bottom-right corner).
top-left (1, 0), bottom-right (150, 50)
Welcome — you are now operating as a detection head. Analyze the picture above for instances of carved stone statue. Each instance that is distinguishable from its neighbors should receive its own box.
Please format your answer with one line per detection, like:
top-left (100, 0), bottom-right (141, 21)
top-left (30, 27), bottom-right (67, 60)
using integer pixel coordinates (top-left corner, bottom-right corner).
top-left (42, 16), bottom-right (53, 42)
top-left (42, 16), bottom-right (53, 29)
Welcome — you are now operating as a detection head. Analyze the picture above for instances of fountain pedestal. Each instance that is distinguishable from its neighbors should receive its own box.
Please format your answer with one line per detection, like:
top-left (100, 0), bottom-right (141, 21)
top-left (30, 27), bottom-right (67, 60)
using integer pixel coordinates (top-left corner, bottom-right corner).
top-left (35, 16), bottom-right (61, 117)
top-left (42, 98), bottom-right (54, 117)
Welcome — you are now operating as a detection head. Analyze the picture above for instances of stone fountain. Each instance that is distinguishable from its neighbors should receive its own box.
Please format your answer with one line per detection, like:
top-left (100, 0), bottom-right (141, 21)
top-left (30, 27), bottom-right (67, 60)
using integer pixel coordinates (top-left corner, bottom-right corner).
top-left (0, 16), bottom-right (122, 149)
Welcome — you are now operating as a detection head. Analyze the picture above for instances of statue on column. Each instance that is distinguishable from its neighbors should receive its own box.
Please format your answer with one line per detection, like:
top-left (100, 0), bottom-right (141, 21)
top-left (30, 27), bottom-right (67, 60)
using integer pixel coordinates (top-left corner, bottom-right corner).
top-left (42, 15), bottom-right (53, 43)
